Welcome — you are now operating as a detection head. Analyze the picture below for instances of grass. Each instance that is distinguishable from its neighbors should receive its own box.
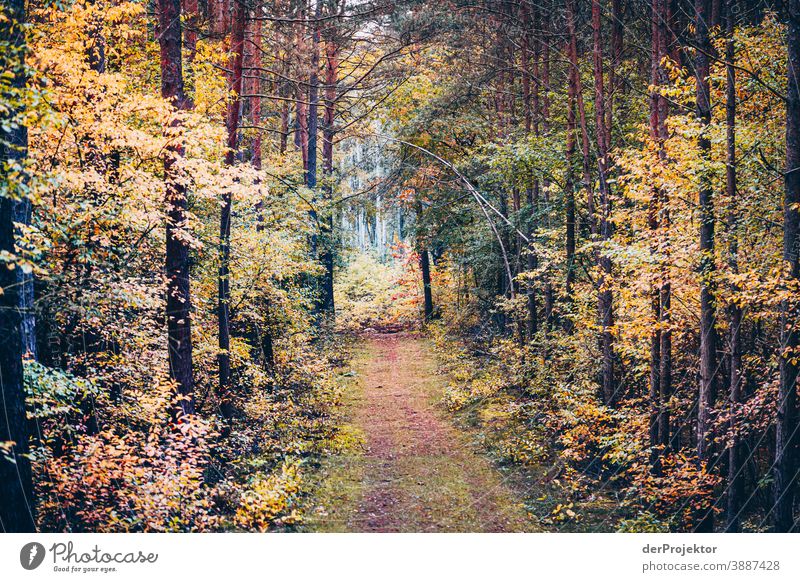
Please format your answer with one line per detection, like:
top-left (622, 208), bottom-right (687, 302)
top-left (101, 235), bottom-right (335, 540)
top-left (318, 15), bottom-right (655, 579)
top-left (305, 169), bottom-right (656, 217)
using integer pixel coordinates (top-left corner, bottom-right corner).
top-left (302, 334), bottom-right (539, 532)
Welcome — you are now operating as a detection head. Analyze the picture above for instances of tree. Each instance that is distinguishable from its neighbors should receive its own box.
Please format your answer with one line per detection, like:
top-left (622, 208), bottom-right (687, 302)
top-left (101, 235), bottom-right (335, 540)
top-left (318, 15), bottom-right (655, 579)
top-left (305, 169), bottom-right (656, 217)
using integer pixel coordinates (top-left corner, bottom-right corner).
top-left (774, 0), bottom-right (800, 534)
top-left (649, 0), bottom-right (671, 468)
top-left (696, 0), bottom-right (718, 478)
top-left (724, 0), bottom-right (743, 533)
top-left (218, 0), bottom-right (247, 419)
top-left (158, 0), bottom-right (195, 418)
top-left (319, 0), bottom-right (341, 316)
top-left (247, 2), bottom-right (276, 372)
top-left (0, 0), bottom-right (35, 533)
top-left (307, 0), bottom-right (322, 317)
top-left (564, 0), bottom-right (579, 305)
top-left (521, 0), bottom-right (537, 338)
top-left (592, 0), bottom-right (616, 406)
top-left (415, 195), bottom-right (434, 322)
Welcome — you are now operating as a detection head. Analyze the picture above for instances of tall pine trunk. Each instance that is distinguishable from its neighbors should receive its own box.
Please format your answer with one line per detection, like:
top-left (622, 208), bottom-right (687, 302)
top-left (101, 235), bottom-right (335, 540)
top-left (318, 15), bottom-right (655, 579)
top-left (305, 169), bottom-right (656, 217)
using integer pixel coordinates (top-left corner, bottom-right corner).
top-left (724, 0), bottom-right (744, 533)
top-left (249, 12), bottom-right (275, 372)
top-left (773, 0), bottom-right (800, 533)
top-left (649, 0), bottom-right (672, 468)
top-left (0, 0), bottom-right (36, 532)
top-left (158, 0), bottom-right (195, 418)
top-left (695, 0), bottom-right (717, 532)
top-left (696, 0), bottom-right (718, 466)
top-left (522, 0), bottom-right (538, 339)
top-left (218, 0), bottom-right (246, 418)
top-left (564, 0), bottom-right (578, 306)
top-left (592, 0), bottom-right (616, 406)
top-left (320, 15), bottom-right (338, 315)
top-left (307, 0), bottom-right (321, 316)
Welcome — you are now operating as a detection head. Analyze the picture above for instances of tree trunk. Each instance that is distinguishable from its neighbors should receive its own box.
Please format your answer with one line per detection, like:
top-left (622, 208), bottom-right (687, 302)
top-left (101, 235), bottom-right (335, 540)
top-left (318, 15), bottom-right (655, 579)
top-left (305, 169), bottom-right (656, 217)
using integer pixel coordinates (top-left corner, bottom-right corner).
top-left (0, 0), bottom-right (36, 533)
top-left (183, 0), bottom-right (198, 62)
top-left (210, 0), bottom-right (228, 38)
top-left (218, 0), bottom-right (246, 419)
top-left (541, 7), bottom-right (554, 332)
top-left (564, 0), bottom-right (578, 306)
top-left (521, 1), bottom-right (538, 340)
top-left (420, 248), bottom-right (434, 321)
top-left (249, 10), bottom-right (275, 372)
top-left (696, 0), bottom-right (717, 464)
top-left (649, 0), bottom-right (671, 468)
top-left (294, 6), bottom-right (309, 171)
top-left (11, 0), bottom-right (38, 359)
top-left (279, 42), bottom-right (290, 154)
top-left (724, 1), bottom-right (744, 533)
top-left (592, 0), bottom-right (616, 406)
top-left (608, 0), bottom-right (623, 132)
top-left (158, 0), bottom-right (195, 418)
top-left (320, 14), bottom-right (339, 315)
top-left (567, 1), bottom-right (595, 239)
top-left (695, 0), bottom-right (717, 532)
top-left (774, 0), bottom-right (800, 533)
top-left (528, 12), bottom-right (540, 337)
top-left (305, 1), bottom-right (321, 321)
top-left (307, 1), bottom-right (320, 194)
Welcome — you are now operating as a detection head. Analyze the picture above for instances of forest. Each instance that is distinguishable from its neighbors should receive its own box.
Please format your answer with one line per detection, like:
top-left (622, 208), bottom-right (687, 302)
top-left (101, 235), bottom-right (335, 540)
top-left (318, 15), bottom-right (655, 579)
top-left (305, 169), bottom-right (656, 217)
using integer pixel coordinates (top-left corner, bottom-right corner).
top-left (0, 0), bottom-right (799, 534)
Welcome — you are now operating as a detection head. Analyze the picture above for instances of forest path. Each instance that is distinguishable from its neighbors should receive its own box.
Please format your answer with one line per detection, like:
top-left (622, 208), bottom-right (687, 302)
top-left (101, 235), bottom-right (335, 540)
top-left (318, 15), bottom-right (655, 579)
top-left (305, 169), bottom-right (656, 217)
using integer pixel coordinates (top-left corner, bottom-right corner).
top-left (306, 333), bottom-right (536, 532)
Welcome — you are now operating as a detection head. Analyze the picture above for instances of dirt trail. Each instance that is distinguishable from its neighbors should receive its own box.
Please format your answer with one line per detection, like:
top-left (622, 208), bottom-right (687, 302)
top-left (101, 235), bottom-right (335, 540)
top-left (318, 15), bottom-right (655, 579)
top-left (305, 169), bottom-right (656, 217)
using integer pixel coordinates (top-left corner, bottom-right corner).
top-left (309, 333), bottom-right (535, 532)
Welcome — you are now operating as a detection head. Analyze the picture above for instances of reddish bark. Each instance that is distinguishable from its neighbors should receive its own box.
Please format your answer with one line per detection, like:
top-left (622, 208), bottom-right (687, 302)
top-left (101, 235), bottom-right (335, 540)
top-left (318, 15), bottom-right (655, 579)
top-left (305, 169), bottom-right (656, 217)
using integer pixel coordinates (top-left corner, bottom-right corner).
top-left (218, 0), bottom-right (246, 419)
top-left (158, 0), bottom-right (195, 419)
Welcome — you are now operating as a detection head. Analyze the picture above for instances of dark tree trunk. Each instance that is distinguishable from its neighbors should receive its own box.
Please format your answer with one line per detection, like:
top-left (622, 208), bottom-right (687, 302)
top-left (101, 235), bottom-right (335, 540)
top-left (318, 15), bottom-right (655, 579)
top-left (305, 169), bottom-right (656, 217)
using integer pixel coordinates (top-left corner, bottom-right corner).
top-left (696, 0), bottom-right (717, 465)
top-left (592, 0), bottom-right (616, 406)
top-left (307, 1), bottom-right (320, 193)
top-left (0, 201), bottom-right (34, 533)
top-left (724, 1), bottom-right (744, 533)
top-left (695, 0), bottom-right (717, 532)
top-left (13, 197), bottom-right (35, 359)
top-left (568, 0), bottom-right (595, 241)
top-left (158, 0), bottom-right (195, 418)
top-left (564, 0), bottom-right (578, 305)
top-left (521, 1), bottom-right (538, 339)
top-left (0, 0), bottom-right (35, 533)
top-left (320, 14), bottom-right (338, 316)
top-left (249, 13), bottom-right (275, 372)
top-left (774, 0), bottom-right (800, 533)
top-left (218, 0), bottom-right (246, 419)
top-left (649, 0), bottom-right (672, 468)
top-left (420, 248), bottom-right (434, 321)
top-left (541, 7), bottom-right (554, 332)
top-left (10, 0), bottom-right (37, 359)
top-left (306, 1), bottom-right (321, 319)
